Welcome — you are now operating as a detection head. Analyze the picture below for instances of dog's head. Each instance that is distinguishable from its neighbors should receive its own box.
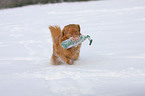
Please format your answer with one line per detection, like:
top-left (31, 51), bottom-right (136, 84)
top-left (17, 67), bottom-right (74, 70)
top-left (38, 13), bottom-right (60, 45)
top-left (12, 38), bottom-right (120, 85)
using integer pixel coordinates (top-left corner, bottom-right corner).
top-left (62, 24), bottom-right (81, 41)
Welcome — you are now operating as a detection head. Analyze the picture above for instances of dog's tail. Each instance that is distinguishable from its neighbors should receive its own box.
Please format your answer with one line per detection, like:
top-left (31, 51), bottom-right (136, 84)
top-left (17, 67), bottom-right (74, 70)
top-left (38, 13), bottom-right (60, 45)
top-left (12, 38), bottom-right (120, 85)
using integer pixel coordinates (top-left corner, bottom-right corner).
top-left (49, 25), bottom-right (61, 43)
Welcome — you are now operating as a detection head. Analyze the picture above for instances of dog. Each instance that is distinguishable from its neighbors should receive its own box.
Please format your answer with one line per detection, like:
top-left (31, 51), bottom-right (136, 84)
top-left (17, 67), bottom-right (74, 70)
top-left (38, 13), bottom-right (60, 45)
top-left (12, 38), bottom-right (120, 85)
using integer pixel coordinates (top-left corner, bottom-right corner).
top-left (49, 24), bottom-right (81, 65)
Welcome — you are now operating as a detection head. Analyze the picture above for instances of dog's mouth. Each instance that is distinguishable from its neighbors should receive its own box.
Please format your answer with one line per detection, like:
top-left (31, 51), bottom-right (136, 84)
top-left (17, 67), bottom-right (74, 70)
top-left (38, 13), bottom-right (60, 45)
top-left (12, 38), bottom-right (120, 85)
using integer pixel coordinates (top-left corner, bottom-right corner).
top-left (70, 37), bottom-right (80, 41)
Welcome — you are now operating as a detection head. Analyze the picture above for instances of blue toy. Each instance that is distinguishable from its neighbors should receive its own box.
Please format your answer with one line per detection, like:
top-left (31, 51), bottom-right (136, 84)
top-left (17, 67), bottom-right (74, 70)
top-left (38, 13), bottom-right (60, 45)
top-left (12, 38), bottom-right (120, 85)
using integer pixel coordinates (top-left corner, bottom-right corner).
top-left (61, 35), bottom-right (93, 49)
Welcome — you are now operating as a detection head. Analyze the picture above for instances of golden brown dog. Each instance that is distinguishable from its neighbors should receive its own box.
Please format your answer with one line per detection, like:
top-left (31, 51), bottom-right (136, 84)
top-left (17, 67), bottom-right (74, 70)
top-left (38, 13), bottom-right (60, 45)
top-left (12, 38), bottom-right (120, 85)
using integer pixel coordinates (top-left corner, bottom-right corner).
top-left (49, 24), bottom-right (81, 65)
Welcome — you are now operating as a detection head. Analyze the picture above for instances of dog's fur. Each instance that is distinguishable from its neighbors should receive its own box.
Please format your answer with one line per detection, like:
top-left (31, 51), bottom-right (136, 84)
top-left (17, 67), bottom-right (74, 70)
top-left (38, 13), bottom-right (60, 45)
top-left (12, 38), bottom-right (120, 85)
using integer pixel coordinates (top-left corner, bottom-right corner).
top-left (49, 24), bottom-right (81, 65)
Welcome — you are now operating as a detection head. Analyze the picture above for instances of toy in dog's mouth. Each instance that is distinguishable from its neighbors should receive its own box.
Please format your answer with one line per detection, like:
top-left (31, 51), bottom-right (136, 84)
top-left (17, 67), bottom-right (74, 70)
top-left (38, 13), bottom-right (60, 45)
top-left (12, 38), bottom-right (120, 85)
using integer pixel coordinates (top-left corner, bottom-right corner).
top-left (61, 35), bottom-right (93, 49)
top-left (69, 37), bottom-right (80, 41)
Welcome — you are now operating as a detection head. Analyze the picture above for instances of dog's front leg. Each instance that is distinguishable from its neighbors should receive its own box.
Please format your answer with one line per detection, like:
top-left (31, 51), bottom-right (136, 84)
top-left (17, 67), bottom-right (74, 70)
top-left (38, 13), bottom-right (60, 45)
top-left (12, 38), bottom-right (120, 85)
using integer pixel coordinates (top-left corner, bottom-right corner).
top-left (62, 56), bottom-right (74, 65)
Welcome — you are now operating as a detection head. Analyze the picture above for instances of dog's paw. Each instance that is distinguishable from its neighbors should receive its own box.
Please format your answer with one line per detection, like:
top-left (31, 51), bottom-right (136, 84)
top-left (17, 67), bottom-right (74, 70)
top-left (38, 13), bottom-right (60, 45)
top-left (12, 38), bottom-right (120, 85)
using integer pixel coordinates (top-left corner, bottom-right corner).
top-left (66, 59), bottom-right (74, 65)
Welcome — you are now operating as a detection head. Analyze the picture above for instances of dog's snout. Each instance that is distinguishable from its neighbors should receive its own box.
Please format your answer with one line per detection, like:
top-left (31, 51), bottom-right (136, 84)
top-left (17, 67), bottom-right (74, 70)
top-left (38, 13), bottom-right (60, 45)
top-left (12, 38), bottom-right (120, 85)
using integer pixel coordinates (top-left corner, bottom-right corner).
top-left (72, 37), bottom-right (79, 41)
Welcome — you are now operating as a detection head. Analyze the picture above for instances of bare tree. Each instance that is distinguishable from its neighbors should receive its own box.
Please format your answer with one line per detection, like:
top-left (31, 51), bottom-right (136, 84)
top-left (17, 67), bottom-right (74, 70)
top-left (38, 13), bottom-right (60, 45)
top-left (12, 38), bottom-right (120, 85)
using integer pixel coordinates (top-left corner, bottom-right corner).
top-left (0, 0), bottom-right (91, 9)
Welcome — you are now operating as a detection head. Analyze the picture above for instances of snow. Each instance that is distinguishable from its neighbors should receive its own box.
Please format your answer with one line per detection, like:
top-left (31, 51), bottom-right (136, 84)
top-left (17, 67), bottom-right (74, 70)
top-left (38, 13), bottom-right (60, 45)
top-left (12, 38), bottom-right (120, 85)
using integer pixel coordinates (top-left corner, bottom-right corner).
top-left (0, 0), bottom-right (145, 96)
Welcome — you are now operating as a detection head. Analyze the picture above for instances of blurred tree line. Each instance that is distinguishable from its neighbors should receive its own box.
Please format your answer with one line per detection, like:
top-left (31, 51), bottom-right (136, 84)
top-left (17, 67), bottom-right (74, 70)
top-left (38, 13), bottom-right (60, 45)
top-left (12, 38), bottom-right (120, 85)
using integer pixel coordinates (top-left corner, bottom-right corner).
top-left (0, 0), bottom-right (92, 9)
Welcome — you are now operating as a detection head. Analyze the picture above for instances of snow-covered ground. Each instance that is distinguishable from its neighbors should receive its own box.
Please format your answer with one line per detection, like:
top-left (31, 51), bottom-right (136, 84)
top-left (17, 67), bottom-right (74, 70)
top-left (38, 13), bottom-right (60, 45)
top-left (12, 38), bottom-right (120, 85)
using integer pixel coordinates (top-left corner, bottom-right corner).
top-left (0, 0), bottom-right (145, 96)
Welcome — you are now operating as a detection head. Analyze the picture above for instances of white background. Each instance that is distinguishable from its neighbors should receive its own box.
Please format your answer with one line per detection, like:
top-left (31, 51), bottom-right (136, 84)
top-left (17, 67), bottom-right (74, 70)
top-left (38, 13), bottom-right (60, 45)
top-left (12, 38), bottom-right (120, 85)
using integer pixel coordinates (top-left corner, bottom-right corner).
top-left (0, 0), bottom-right (145, 96)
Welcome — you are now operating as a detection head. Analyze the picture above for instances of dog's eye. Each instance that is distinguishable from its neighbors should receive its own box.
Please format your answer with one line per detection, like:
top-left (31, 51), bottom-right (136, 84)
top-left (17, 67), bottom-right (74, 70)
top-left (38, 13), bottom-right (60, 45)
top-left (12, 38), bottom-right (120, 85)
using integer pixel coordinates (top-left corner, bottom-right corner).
top-left (76, 31), bottom-right (79, 34)
top-left (76, 31), bottom-right (79, 33)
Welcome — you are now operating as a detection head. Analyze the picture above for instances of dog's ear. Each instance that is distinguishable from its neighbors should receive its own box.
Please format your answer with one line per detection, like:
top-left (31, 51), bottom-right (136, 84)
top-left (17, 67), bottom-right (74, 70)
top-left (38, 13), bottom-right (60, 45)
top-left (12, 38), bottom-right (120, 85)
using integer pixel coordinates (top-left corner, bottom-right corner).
top-left (61, 27), bottom-right (65, 36)
top-left (77, 24), bottom-right (81, 35)
top-left (77, 24), bottom-right (80, 32)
